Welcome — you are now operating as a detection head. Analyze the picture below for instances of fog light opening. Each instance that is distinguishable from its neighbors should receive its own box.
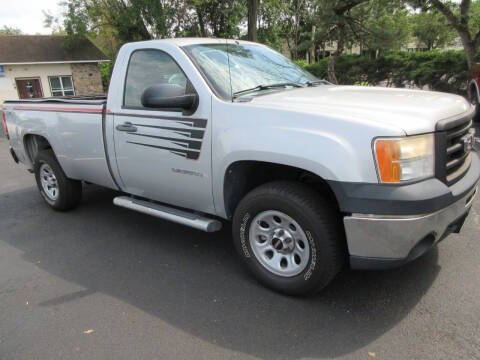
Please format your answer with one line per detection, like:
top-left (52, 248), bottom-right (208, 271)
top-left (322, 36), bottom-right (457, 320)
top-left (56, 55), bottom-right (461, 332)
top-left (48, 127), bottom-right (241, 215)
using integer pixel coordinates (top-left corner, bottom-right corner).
top-left (408, 233), bottom-right (436, 261)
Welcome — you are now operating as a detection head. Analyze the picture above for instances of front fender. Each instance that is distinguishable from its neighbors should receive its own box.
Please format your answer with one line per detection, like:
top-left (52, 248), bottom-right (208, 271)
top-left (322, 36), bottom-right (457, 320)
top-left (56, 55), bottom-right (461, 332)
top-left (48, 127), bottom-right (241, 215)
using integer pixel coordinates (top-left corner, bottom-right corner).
top-left (212, 126), bottom-right (377, 218)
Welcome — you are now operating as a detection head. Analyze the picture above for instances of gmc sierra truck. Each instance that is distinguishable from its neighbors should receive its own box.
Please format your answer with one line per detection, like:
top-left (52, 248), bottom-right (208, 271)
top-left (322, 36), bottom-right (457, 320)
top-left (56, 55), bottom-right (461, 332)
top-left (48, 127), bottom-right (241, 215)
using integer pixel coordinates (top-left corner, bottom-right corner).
top-left (2, 38), bottom-right (479, 295)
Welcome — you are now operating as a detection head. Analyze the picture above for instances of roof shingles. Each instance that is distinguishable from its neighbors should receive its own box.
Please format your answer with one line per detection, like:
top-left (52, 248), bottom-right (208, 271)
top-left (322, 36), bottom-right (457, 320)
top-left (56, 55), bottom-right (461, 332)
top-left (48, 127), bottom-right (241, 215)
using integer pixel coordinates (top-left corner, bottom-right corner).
top-left (0, 35), bottom-right (109, 64)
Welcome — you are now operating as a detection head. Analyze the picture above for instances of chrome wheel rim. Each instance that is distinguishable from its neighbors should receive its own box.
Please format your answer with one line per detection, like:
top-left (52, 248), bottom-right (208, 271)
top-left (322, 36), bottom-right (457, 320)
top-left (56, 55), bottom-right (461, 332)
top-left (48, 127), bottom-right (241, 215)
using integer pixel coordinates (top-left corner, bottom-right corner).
top-left (249, 210), bottom-right (310, 277)
top-left (40, 164), bottom-right (59, 201)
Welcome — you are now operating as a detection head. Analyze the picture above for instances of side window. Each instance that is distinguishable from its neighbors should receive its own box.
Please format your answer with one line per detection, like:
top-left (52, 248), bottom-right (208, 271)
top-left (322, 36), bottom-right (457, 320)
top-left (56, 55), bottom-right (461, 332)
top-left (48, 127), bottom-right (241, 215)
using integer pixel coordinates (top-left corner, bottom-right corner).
top-left (123, 49), bottom-right (189, 108)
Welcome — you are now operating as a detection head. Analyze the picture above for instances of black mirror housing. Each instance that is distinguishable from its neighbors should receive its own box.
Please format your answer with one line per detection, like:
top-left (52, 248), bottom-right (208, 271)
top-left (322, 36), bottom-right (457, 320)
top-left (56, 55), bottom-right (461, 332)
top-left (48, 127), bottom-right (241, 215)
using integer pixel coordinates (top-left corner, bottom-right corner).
top-left (141, 84), bottom-right (198, 113)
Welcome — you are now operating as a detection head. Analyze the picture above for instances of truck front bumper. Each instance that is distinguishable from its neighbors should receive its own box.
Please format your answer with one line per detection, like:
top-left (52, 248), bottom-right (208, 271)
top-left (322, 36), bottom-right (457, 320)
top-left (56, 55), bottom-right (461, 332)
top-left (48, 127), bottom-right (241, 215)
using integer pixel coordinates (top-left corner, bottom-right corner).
top-left (345, 184), bottom-right (477, 269)
top-left (329, 152), bottom-right (480, 270)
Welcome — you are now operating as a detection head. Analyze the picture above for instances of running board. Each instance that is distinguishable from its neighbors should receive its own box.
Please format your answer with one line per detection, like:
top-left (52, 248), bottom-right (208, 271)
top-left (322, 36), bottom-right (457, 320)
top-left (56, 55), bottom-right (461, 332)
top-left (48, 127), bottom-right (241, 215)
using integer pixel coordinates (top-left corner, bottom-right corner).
top-left (113, 196), bottom-right (222, 232)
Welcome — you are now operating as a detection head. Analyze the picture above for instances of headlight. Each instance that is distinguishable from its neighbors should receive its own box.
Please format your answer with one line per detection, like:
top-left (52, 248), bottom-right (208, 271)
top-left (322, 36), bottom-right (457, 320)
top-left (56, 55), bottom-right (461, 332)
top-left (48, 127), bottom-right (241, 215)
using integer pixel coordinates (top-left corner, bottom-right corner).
top-left (374, 134), bottom-right (434, 183)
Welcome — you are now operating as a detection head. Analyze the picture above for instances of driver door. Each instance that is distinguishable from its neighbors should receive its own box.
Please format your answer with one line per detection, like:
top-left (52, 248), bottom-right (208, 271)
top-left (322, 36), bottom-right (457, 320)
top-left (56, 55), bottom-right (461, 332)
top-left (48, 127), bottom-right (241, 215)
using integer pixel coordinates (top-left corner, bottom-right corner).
top-left (112, 48), bottom-right (214, 213)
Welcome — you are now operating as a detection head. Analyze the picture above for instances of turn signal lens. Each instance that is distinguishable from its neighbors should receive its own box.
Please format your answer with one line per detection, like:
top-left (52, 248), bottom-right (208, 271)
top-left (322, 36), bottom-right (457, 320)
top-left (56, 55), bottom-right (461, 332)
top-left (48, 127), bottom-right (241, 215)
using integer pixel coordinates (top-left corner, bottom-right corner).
top-left (374, 134), bottom-right (434, 183)
top-left (375, 139), bottom-right (401, 182)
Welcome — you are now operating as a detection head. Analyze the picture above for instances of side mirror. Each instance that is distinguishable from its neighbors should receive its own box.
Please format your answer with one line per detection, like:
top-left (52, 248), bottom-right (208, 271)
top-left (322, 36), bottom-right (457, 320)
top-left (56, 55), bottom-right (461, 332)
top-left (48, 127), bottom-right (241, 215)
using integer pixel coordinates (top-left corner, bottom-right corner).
top-left (141, 83), bottom-right (198, 112)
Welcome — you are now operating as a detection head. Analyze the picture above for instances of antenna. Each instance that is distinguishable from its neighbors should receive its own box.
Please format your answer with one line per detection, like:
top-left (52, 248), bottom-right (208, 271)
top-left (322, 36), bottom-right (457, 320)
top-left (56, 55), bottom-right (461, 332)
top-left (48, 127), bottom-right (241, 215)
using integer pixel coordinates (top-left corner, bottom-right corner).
top-left (226, 39), bottom-right (234, 101)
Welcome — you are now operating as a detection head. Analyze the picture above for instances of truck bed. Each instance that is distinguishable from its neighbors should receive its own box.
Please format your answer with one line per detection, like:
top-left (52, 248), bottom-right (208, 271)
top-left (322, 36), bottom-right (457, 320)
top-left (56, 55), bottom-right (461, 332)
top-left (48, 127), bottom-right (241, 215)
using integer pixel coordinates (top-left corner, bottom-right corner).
top-left (3, 95), bottom-right (117, 190)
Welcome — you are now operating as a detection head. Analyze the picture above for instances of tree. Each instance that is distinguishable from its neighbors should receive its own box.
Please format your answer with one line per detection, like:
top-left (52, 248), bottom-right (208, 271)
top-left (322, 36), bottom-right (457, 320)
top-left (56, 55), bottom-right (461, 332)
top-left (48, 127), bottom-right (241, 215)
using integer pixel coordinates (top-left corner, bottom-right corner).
top-left (409, 0), bottom-right (480, 69)
top-left (274, 0), bottom-right (317, 61)
top-left (411, 10), bottom-right (456, 50)
top-left (0, 26), bottom-right (22, 35)
top-left (63, 0), bottom-right (91, 49)
top-left (56, 0), bottom-right (192, 54)
top-left (43, 11), bottom-right (66, 34)
top-left (247, 0), bottom-right (258, 41)
top-left (356, 0), bottom-right (411, 53)
top-left (309, 0), bottom-right (370, 83)
top-left (285, 0), bottom-right (410, 65)
top-left (256, 0), bottom-right (287, 50)
top-left (191, 0), bottom-right (245, 38)
top-left (56, 0), bottom-right (247, 61)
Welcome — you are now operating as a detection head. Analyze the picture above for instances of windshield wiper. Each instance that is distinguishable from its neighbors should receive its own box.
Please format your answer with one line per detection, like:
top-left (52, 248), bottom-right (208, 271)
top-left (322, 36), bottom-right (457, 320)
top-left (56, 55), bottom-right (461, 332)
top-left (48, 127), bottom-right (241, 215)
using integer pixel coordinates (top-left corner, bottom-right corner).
top-left (304, 79), bottom-right (331, 87)
top-left (233, 82), bottom-right (303, 98)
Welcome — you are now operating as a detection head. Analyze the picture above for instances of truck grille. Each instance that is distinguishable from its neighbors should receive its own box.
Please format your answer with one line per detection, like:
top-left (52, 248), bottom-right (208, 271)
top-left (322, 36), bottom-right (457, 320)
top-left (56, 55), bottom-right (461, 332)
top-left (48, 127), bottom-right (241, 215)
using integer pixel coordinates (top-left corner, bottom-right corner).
top-left (435, 116), bottom-right (474, 185)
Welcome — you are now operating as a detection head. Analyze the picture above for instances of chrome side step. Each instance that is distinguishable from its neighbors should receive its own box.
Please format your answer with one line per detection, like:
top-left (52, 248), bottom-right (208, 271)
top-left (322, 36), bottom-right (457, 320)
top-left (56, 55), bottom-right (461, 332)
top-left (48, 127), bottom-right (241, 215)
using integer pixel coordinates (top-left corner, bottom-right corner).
top-left (113, 196), bottom-right (222, 232)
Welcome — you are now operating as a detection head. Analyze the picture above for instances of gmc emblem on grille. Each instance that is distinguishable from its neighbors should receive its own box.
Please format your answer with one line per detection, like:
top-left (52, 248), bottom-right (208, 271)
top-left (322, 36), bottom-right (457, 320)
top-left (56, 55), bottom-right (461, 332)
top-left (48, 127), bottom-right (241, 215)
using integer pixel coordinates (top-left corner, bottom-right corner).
top-left (461, 130), bottom-right (475, 153)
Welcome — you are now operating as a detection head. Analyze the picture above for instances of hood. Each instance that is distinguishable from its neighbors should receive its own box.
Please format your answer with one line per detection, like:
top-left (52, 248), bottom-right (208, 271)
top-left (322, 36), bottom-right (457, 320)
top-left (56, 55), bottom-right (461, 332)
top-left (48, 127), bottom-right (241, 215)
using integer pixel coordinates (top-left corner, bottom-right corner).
top-left (249, 85), bottom-right (473, 135)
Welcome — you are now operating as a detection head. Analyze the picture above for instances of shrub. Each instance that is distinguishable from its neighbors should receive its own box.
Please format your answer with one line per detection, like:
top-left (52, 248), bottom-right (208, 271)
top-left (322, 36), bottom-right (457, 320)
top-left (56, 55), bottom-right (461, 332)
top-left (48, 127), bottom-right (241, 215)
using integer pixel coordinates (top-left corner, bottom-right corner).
top-left (302, 50), bottom-right (469, 95)
top-left (99, 62), bottom-right (113, 92)
top-left (294, 59), bottom-right (309, 68)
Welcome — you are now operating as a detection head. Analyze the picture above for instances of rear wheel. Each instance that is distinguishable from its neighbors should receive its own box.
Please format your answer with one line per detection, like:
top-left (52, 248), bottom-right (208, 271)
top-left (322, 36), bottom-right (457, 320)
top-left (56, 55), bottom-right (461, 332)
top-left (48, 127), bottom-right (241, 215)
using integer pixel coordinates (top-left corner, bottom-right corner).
top-left (34, 149), bottom-right (82, 211)
top-left (232, 181), bottom-right (345, 296)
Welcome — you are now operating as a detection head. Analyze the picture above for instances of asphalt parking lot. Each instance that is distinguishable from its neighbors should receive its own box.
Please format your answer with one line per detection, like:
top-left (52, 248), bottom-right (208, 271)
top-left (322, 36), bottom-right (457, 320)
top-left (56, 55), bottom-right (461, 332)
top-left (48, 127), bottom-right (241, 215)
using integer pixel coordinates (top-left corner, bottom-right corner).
top-left (0, 134), bottom-right (479, 360)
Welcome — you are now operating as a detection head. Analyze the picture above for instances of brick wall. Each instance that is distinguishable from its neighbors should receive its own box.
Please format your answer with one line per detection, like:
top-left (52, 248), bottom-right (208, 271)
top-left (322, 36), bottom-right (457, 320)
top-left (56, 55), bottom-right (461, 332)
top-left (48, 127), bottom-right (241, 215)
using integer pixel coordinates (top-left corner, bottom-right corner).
top-left (71, 63), bottom-right (104, 95)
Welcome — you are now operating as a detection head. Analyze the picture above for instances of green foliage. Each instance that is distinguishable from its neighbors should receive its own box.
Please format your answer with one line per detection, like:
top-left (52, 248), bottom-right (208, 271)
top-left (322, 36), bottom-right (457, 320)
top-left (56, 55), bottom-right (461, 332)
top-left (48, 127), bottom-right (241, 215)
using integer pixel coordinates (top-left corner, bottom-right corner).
top-left (353, 0), bottom-right (412, 52)
top-left (303, 59), bottom-right (328, 79)
top-left (294, 59), bottom-right (309, 68)
top-left (54, 0), bottom-right (411, 63)
top-left (304, 55), bottom-right (378, 84)
top-left (256, 0), bottom-right (288, 51)
top-left (407, 0), bottom-right (480, 69)
top-left (354, 80), bottom-right (372, 86)
top-left (470, 1), bottom-right (480, 37)
top-left (56, 0), bottom-right (246, 54)
top-left (303, 50), bottom-right (469, 94)
top-left (99, 62), bottom-right (113, 91)
top-left (0, 26), bottom-right (22, 35)
top-left (62, 0), bottom-right (90, 49)
top-left (192, 0), bottom-right (246, 38)
top-left (52, 0), bottom-right (476, 91)
top-left (411, 10), bottom-right (456, 50)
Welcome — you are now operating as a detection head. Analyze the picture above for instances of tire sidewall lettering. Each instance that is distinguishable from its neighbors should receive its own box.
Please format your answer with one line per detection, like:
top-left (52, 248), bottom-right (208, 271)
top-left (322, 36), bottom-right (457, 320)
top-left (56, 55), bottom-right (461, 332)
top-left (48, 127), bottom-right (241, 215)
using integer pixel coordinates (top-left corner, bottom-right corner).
top-left (303, 230), bottom-right (317, 281)
top-left (239, 212), bottom-right (251, 258)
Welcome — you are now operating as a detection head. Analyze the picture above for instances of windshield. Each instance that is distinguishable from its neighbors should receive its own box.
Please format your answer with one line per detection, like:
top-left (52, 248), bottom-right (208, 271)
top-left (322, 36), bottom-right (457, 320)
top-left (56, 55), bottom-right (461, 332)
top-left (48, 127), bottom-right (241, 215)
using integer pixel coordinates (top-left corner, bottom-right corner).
top-left (183, 43), bottom-right (319, 100)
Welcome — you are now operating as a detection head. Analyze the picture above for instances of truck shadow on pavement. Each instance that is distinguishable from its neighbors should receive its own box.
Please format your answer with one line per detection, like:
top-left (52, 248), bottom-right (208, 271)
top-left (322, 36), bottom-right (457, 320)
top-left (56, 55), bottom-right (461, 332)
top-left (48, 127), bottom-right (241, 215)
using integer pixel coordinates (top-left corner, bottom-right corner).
top-left (0, 185), bottom-right (441, 359)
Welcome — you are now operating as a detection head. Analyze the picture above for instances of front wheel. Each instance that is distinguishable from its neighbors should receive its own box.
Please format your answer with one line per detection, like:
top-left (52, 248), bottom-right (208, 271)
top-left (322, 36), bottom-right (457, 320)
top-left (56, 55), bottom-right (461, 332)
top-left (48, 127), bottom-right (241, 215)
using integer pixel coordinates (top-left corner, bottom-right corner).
top-left (472, 88), bottom-right (480, 122)
top-left (34, 149), bottom-right (82, 211)
top-left (232, 181), bottom-right (345, 296)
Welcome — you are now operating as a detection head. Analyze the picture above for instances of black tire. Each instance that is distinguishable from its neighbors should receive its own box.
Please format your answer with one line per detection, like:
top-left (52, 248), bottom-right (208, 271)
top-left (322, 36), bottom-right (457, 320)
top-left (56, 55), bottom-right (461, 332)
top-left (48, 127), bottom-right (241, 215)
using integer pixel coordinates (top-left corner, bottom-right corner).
top-left (471, 88), bottom-right (480, 122)
top-left (34, 149), bottom-right (82, 211)
top-left (232, 181), bottom-right (345, 296)
top-left (474, 103), bottom-right (480, 123)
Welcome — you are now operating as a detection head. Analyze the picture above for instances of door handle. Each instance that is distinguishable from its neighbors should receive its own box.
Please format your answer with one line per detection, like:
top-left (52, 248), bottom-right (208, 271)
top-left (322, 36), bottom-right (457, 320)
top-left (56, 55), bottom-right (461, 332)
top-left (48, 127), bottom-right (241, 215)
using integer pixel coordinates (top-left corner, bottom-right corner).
top-left (116, 122), bottom-right (137, 132)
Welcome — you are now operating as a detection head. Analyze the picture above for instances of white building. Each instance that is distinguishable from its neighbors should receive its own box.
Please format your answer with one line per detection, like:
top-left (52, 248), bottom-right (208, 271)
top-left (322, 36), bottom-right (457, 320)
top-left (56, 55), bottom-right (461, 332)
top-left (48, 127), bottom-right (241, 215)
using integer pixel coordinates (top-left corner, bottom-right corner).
top-left (0, 35), bottom-right (109, 104)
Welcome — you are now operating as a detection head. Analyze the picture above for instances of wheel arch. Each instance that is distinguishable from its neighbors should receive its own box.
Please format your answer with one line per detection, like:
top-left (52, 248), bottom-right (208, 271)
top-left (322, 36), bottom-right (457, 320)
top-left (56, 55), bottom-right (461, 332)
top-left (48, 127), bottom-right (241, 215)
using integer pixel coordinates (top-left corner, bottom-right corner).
top-left (23, 133), bottom-right (54, 167)
top-left (222, 160), bottom-right (340, 219)
top-left (469, 80), bottom-right (479, 102)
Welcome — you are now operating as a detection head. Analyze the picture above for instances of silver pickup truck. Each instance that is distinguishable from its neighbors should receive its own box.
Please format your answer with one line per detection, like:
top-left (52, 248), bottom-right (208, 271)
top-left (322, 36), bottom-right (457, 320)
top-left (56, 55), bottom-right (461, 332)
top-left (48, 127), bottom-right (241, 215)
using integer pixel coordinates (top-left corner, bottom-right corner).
top-left (2, 38), bottom-right (479, 295)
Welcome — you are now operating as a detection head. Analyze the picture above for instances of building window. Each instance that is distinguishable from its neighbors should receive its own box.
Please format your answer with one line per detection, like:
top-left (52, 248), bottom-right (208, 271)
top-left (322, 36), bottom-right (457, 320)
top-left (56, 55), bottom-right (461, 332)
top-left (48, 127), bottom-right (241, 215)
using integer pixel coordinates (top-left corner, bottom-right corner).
top-left (49, 76), bottom-right (75, 96)
top-left (0, 65), bottom-right (4, 77)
